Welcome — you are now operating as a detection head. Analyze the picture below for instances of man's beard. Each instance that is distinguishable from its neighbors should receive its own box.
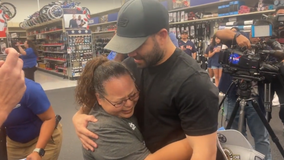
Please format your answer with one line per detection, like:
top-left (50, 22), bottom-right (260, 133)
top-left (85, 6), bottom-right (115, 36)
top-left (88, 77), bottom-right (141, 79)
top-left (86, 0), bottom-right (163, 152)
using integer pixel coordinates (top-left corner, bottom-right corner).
top-left (134, 39), bottom-right (164, 68)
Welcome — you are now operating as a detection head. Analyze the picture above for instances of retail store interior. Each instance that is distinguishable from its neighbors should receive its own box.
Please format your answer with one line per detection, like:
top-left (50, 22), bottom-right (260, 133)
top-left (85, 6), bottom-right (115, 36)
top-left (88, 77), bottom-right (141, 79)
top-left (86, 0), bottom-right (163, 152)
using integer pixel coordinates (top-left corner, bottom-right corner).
top-left (1, 0), bottom-right (284, 159)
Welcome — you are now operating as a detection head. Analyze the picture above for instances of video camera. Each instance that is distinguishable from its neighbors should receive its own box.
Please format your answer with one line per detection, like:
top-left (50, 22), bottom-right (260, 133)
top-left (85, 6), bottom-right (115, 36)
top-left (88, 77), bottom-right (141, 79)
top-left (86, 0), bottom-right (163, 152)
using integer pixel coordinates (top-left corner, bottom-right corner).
top-left (218, 18), bottom-right (284, 83)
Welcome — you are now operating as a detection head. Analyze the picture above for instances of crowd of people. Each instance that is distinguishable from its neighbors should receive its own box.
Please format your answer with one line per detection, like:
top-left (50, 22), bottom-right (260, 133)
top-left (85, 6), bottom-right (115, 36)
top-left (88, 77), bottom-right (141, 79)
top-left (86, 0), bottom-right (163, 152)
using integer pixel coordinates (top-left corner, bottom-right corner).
top-left (2, 0), bottom-right (284, 160)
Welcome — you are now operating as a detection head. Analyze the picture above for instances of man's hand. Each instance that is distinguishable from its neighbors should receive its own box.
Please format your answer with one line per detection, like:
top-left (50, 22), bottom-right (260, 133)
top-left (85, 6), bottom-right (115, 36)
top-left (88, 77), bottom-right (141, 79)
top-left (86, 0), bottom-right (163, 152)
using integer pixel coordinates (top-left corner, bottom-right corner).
top-left (72, 110), bottom-right (98, 151)
top-left (236, 35), bottom-right (251, 49)
top-left (26, 152), bottom-right (41, 160)
top-left (0, 48), bottom-right (25, 125)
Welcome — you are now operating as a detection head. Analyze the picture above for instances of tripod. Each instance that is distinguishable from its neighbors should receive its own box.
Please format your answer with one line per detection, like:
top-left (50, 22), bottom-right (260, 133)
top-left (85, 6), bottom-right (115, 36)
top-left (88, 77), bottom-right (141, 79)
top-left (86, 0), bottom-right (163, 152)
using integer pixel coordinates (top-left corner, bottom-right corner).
top-left (219, 75), bottom-right (284, 158)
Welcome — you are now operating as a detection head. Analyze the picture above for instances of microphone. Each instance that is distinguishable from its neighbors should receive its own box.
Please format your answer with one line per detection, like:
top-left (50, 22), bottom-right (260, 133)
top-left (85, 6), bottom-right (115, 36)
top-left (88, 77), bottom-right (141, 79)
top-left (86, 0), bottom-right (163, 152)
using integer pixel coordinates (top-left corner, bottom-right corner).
top-left (262, 50), bottom-right (284, 61)
top-left (266, 39), bottom-right (282, 50)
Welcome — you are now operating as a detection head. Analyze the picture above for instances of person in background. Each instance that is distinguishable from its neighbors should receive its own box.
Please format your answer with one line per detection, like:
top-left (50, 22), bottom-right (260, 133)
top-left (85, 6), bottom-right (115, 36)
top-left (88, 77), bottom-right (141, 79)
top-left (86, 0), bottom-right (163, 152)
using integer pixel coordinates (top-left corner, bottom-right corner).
top-left (0, 48), bottom-right (26, 127)
top-left (178, 31), bottom-right (197, 59)
top-left (76, 57), bottom-right (191, 160)
top-left (208, 35), bottom-right (222, 87)
top-left (3, 78), bottom-right (63, 160)
top-left (77, 15), bottom-right (86, 28)
top-left (204, 37), bottom-right (214, 82)
top-left (17, 40), bottom-right (38, 81)
top-left (69, 14), bottom-right (78, 28)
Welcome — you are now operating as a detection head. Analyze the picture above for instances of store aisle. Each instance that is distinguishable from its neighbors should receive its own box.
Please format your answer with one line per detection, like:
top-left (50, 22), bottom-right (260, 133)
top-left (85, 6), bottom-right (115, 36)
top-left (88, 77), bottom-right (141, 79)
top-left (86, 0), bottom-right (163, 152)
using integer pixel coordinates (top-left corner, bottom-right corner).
top-left (35, 71), bottom-right (77, 91)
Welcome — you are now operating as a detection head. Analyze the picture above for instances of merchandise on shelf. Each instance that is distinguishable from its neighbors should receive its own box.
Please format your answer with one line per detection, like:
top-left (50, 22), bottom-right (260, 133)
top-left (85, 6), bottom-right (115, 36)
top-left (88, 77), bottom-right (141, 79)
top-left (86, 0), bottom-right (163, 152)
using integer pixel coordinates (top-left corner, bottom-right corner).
top-left (94, 38), bottom-right (111, 57)
top-left (67, 29), bottom-right (93, 79)
top-left (172, 0), bottom-right (190, 9)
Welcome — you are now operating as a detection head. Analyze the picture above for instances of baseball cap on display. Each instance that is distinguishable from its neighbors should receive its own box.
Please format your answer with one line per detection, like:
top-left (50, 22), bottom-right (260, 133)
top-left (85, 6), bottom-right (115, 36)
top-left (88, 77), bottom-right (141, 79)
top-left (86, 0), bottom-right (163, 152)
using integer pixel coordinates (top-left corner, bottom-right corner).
top-left (217, 129), bottom-right (265, 160)
top-left (104, 0), bottom-right (169, 54)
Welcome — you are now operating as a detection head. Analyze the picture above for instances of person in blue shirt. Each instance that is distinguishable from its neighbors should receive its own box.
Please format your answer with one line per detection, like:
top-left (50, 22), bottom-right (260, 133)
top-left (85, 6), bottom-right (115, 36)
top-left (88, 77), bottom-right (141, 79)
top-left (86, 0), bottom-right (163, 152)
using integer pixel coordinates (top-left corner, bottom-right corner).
top-left (17, 40), bottom-right (38, 81)
top-left (169, 32), bottom-right (179, 47)
top-left (208, 35), bottom-right (222, 87)
top-left (178, 31), bottom-right (197, 59)
top-left (3, 78), bottom-right (62, 160)
top-left (107, 51), bottom-right (117, 60)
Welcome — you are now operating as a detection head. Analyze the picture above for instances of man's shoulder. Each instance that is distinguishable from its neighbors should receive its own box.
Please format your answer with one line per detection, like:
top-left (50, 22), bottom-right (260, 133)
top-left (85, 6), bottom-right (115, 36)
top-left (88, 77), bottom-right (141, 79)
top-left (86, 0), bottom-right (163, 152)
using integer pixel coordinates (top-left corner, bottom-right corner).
top-left (173, 49), bottom-right (206, 75)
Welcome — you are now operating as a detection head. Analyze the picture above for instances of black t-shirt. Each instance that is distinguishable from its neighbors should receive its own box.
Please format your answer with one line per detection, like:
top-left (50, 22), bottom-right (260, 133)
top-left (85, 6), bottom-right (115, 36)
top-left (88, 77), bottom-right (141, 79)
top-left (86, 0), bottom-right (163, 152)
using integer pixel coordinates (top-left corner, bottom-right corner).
top-left (123, 48), bottom-right (219, 152)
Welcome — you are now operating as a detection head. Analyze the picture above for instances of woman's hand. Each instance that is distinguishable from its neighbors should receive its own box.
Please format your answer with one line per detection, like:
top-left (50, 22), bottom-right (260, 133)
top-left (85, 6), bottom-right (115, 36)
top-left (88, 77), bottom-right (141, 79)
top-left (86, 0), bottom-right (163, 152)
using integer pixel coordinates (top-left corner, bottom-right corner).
top-left (26, 152), bottom-right (41, 160)
top-left (72, 112), bottom-right (99, 151)
top-left (16, 42), bottom-right (20, 47)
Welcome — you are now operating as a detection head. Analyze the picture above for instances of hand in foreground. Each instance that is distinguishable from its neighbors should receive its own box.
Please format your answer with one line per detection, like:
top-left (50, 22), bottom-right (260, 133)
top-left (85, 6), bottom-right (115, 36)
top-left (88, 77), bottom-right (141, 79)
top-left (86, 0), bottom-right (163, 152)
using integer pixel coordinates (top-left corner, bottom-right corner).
top-left (0, 48), bottom-right (25, 117)
top-left (236, 35), bottom-right (251, 49)
top-left (72, 112), bottom-right (98, 151)
top-left (26, 152), bottom-right (41, 160)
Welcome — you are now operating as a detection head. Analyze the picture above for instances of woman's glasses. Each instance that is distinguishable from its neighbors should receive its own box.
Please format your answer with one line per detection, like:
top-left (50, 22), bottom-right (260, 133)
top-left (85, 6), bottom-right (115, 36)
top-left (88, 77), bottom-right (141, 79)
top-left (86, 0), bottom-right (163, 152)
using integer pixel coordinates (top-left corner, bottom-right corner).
top-left (103, 90), bottom-right (140, 108)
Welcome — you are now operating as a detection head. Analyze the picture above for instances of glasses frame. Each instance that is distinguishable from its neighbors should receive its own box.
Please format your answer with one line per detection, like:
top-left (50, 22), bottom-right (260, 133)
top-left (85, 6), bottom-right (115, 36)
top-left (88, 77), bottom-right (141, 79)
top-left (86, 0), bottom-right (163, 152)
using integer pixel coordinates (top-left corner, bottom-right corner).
top-left (103, 86), bottom-right (140, 108)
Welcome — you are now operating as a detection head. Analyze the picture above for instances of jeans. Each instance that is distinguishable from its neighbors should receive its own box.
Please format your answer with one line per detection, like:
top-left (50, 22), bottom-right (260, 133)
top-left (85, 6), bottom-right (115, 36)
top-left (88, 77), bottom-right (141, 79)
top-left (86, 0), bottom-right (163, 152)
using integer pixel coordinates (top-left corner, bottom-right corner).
top-left (224, 94), bottom-right (272, 160)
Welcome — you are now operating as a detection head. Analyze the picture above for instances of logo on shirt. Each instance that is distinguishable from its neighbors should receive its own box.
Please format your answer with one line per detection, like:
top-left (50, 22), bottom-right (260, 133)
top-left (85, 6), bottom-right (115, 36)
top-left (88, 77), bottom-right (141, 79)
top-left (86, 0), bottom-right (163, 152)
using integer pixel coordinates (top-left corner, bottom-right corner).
top-left (14, 104), bottom-right (21, 109)
top-left (128, 122), bottom-right (136, 130)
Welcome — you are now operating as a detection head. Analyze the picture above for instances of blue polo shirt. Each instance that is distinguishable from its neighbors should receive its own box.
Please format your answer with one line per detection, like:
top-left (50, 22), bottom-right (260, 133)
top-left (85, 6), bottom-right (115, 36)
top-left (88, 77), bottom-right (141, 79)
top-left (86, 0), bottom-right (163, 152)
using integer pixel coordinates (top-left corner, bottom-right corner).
top-left (107, 51), bottom-right (117, 60)
top-left (169, 32), bottom-right (179, 47)
top-left (178, 40), bottom-right (197, 56)
top-left (3, 78), bottom-right (51, 143)
top-left (20, 48), bottom-right (37, 69)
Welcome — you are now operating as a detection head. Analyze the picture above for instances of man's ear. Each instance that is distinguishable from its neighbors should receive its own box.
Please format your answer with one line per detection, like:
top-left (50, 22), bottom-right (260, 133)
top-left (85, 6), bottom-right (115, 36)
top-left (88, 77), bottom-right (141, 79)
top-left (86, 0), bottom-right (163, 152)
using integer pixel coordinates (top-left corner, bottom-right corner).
top-left (156, 28), bottom-right (169, 45)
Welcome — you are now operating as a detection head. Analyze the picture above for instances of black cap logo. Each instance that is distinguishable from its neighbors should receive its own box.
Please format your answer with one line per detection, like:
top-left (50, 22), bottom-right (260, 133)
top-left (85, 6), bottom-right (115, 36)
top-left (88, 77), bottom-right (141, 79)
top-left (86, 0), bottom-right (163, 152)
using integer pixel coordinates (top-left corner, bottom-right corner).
top-left (118, 16), bottom-right (129, 27)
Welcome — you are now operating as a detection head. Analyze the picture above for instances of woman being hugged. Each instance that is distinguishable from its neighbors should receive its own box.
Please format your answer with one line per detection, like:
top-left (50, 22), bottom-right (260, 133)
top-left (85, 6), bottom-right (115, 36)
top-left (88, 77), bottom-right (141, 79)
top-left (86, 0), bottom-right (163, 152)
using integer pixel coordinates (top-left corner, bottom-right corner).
top-left (17, 40), bottom-right (38, 81)
top-left (75, 56), bottom-right (192, 160)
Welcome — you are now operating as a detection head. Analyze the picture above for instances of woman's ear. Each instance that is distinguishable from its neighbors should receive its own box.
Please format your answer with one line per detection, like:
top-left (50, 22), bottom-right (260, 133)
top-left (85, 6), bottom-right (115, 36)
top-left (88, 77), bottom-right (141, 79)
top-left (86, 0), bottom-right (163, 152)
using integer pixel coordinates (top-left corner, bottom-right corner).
top-left (96, 93), bottom-right (103, 105)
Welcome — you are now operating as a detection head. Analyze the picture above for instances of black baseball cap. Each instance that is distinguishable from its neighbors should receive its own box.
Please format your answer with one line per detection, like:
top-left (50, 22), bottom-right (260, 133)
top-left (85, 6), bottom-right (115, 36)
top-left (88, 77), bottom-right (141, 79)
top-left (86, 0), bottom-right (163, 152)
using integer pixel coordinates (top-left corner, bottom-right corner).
top-left (181, 30), bottom-right (188, 34)
top-left (104, 0), bottom-right (169, 54)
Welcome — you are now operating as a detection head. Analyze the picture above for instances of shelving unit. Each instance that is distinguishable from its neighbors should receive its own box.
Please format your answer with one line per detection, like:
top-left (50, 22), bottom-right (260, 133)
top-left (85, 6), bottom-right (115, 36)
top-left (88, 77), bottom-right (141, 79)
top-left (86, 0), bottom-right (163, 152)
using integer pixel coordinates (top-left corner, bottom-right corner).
top-left (22, 7), bottom-right (94, 80)
top-left (89, 8), bottom-right (120, 57)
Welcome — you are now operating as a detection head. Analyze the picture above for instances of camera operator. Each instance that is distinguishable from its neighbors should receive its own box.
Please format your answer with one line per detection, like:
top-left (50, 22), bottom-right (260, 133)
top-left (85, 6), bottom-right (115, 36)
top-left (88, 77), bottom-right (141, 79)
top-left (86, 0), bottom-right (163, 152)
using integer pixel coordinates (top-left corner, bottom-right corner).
top-left (264, 6), bottom-right (284, 130)
top-left (215, 29), bottom-right (272, 160)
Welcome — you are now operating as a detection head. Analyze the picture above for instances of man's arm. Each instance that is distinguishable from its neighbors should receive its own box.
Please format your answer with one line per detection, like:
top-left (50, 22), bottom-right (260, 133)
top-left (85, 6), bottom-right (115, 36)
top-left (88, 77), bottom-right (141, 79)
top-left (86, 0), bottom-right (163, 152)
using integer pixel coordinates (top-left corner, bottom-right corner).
top-left (177, 71), bottom-right (219, 160)
top-left (215, 29), bottom-right (251, 48)
top-left (186, 133), bottom-right (217, 160)
top-left (72, 107), bottom-right (98, 151)
top-left (0, 48), bottom-right (26, 127)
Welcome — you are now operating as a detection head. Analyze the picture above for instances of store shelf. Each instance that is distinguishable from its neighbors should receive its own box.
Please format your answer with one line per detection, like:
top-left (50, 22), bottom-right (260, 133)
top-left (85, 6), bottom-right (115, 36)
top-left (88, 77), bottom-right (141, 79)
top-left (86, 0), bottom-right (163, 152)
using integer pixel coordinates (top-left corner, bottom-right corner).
top-left (26, 19), bottom-right (62, 30)
top-left (92, 30), bottom-right (115, 34)
top-left (170, 10), bottom-right (275, 25)
top-left (37, 67), bottom-right (65, 77)
top-left (27, 29), bottom-right (63, 37)
top-left (57, 67), bottom-right (67, 70)
top-left (169, 0), bottom-right (232, 12)
top-left (44, 58), bottom-right (66, 62)
top-left (42, 43), bottom-right (64, 47)
top-left (90, 7), bottom-right (121, 18)
top-left (43, 51), bottom-right (66, 54)
top-left (90, 21), bottom-right (117, 27)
